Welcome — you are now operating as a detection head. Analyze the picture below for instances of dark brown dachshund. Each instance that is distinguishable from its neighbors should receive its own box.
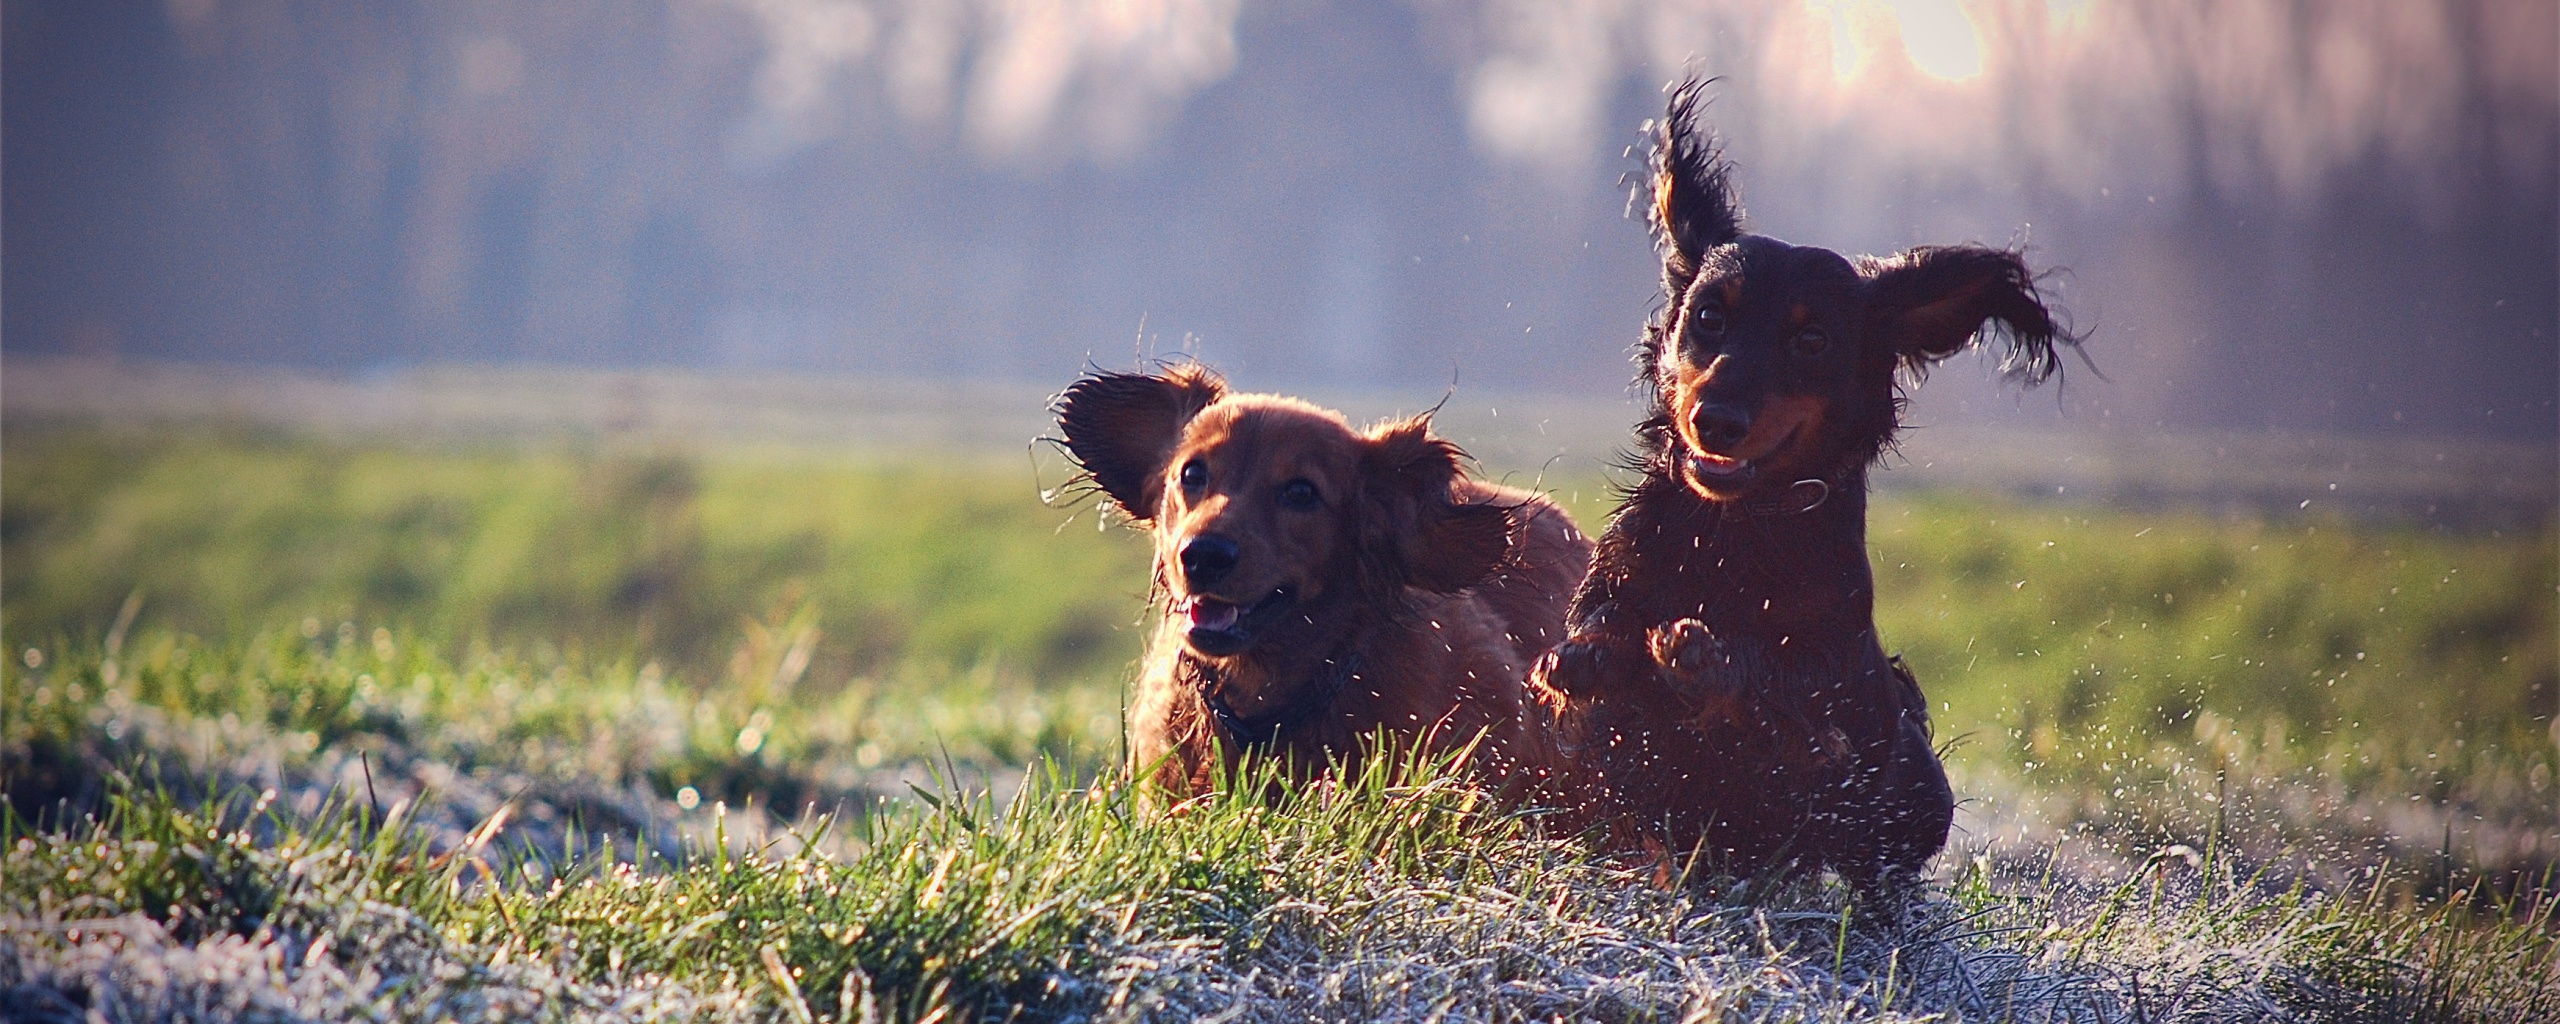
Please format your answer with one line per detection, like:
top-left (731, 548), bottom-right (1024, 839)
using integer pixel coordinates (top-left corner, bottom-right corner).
top-left (1056, 365), bottom-right (1594, 804)
top-left (1535, 84), bottom-right (2076, 891)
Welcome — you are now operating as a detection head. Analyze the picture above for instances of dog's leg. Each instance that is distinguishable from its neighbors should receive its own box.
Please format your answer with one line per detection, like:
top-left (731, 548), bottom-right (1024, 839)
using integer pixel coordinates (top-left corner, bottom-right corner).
top-left (1832, 712), bottom-right (1953, 902)
top-left (1878, 713), bottom-right (1955, 867)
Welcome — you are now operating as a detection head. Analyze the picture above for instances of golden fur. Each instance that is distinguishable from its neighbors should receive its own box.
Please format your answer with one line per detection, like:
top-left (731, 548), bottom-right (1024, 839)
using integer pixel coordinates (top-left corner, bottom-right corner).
top-left (1054, 365), bottom-right (1593, 806)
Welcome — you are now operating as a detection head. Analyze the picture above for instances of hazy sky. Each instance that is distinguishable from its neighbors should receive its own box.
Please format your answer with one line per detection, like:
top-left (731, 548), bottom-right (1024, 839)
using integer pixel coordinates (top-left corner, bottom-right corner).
top-left (6, 0), bottom-right (2554, 438)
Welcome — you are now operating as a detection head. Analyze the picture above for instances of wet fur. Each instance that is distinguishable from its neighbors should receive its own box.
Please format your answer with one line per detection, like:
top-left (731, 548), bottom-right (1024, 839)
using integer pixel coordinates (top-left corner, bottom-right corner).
top-left (1537, 82), bottom-right (2079, 889)
top-left (1055, 365), bottom-right (1595, 806)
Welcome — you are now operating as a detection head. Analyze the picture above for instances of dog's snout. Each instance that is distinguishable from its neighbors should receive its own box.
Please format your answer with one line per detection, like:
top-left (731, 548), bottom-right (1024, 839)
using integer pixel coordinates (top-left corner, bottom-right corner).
top-left (1694, 404), bottom-right (1752, 452)
top-left (1179, 534), bottom-right (1241, 590)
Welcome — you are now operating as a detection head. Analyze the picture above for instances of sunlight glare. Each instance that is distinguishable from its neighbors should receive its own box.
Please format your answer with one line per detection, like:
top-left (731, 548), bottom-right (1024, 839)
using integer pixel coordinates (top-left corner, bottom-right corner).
top-left (1888, 0), bottom-right (1985, 81)
top-left (1807, 0), bottom-right (1986, 84)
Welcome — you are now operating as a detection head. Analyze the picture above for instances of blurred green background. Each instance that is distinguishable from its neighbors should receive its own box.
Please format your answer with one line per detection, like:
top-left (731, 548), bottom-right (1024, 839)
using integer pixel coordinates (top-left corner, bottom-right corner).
top-left (3, 394), bottom-right (2553, 887)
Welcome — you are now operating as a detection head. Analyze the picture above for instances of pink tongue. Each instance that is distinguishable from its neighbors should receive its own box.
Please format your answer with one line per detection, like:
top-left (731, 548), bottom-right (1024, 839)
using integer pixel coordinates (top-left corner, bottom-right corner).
top-left (1188, 601), bottom-right (1241, 631)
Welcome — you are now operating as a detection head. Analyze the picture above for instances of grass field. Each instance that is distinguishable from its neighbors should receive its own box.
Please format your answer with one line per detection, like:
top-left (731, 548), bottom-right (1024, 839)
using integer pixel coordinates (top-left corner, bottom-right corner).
top-left (4, 419), bottom-right (2555, 1021)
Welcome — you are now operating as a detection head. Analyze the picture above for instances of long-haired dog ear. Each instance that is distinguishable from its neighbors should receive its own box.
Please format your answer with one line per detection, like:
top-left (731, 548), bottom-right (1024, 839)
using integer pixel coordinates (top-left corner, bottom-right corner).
top-left (1865, 245), bottom-right (2074, 385)
top-left (1053, 365), bottom-right (1226, 521)
top-left (1648, 80), bottom-right (1744, 295)
top-left (1360, 415), bottom-right (1512, 595)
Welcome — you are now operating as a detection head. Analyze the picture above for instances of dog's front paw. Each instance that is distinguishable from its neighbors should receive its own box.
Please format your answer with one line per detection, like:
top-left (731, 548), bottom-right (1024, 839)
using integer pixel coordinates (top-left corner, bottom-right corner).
top-left (1533, 635), bottom-right (1621, 700)
top-left (1647, 618), bottom-right (1722, 674)
top-left (1648, 619), bottom-right (1752, 716)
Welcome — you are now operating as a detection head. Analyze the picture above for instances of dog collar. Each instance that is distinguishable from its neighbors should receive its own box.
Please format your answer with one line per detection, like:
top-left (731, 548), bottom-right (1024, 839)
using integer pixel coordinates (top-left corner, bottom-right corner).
top-left (1746, 477), bottom-right (1832, 517)
top-left (1192, 650), bottom-right (1363, 749)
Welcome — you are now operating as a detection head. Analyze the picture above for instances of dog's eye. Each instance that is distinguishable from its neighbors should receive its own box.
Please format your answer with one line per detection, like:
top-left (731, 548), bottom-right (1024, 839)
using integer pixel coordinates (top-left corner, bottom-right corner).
top-left (1794, 327), bottom-right (1829, 356)
top-left (1278, 479), bottom-right (1321, 509)
top-left (1692, 304), bottom-right (1726, 336)
top-left (1178, 459), bottom-right (1208, 491)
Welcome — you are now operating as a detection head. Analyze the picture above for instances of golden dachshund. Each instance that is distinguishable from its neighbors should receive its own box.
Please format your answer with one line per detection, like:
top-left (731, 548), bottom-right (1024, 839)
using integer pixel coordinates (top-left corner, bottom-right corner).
top-left (1055, 365), bottom-right (1594, 808)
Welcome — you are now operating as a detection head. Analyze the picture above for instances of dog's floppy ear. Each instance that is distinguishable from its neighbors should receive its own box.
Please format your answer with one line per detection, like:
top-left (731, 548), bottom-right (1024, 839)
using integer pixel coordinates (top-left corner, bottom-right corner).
top-left (1866, 245), bottom-right (2072, 385)
top-left (1054, 365), bottom-right (1226, 521)
top-left (1648, 80), bottom-right (1744, 296)
top-left (1360, 415), bottom-right (1512, 594)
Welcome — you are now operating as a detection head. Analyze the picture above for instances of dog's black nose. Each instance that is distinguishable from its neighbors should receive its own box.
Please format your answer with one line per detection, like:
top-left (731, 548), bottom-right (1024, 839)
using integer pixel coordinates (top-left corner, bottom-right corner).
top-left (1695, 404), bottom-right (1752, 451)
top-left (1179, 534), bottom-right (1240, 589)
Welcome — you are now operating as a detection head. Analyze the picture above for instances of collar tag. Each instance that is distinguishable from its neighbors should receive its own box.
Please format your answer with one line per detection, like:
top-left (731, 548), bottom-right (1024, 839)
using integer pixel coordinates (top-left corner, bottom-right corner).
top-left (1748, 478), bottom-right (1831, 517)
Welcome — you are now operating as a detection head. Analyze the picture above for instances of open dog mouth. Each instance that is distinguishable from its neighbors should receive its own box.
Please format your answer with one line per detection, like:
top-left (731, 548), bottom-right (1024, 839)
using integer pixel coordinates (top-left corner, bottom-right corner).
top-left (1682, 424), bottom-right (1798, 494)
top-left (1686, 451), bottom-right (1757, 486)
top-left (1177, 586), bottom-right (1298, 656)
